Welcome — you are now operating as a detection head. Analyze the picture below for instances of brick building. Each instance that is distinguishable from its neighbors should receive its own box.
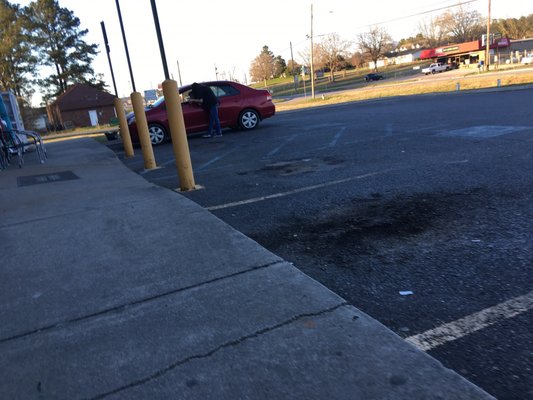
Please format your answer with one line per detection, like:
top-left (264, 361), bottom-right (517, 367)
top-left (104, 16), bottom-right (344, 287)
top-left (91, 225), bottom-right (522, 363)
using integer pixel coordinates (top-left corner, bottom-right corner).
top-left (47, 84), bottom-right (116, 130)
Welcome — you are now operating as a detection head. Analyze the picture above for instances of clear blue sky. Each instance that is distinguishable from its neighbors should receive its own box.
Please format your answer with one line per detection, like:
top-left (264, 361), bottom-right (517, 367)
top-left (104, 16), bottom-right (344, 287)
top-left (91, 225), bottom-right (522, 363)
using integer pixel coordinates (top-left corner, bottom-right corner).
top-left (14, 0), bottom-right (532, 103)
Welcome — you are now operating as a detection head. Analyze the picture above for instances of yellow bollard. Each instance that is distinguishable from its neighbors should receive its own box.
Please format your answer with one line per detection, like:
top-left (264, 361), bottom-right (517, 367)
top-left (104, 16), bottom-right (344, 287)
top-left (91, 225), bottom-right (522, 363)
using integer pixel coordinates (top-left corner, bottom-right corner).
top-left (114, 97), bottom-right (134, 158)
top-left (131, 91), bottom-right (156, 170)
top-left (162, 79), bottom-right (196, 191)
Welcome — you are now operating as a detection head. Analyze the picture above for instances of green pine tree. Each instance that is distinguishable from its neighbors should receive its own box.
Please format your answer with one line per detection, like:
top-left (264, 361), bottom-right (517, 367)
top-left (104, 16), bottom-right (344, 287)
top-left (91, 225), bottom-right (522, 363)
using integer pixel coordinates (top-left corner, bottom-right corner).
top-left (0, 0), bottom-right (37, 99)
top-left (24, 0), bottom-right (105, 102)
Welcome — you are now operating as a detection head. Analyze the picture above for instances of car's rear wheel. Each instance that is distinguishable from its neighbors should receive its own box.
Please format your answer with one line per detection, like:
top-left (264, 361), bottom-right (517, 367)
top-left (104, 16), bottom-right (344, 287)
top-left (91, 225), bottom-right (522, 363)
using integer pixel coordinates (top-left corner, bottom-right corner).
top-left (148, 123), bottom-right (167, 145)
top-left (239, 109), bottom-right (259, 130)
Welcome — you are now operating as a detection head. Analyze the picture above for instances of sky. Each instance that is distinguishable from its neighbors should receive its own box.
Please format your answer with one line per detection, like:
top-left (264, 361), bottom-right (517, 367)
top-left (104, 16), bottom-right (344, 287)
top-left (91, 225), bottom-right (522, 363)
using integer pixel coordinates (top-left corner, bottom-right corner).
top-left (12, 0), bottom-right (533, 103)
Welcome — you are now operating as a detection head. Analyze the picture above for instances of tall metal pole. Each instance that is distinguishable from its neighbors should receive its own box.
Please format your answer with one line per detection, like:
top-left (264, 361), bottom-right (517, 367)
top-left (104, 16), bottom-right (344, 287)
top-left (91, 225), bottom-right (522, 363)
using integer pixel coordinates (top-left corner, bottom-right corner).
top-left (100, 21), bottom-right (118, 97)
top-left (310, 4), bottom-right (315, 99)
top-left (150, 0), bottom-right (170, 80)
top-left (485, 0), bottom-right (491, 71)
top-left (115, 0), bottom-right (135, 92)
top-left (150, 0), bottom-right (195, 190)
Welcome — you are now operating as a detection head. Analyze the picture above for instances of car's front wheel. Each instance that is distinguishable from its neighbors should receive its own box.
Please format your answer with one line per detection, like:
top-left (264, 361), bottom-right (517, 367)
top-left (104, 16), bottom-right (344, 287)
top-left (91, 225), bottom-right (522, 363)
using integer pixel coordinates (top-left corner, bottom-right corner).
top-left (148, 124), bottom-right (167, 145)
top-left (239, 109), bottom-right (259, 130)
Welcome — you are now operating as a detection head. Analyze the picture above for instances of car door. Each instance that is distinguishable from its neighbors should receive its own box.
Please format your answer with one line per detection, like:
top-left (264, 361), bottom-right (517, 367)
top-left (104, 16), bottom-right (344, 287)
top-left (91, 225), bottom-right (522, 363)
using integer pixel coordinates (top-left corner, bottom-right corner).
top-left (180, 88), bottom-right (209, 133)
top-left (209, 84), bottom-right (243, 128)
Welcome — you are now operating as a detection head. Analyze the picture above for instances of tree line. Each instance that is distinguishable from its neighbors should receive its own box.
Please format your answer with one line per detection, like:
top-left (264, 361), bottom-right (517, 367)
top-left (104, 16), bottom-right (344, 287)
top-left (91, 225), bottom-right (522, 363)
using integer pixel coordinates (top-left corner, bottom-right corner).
top-left (0, 0), bottom-right (103, 107)
top-left (249, 6), bottom-right (533, 82)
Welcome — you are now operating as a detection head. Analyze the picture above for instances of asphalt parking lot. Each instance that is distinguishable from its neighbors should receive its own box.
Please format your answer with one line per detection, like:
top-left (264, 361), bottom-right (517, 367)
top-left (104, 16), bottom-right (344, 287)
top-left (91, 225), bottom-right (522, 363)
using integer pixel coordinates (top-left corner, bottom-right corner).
top-left (109, 87), bottom-right (533, 399)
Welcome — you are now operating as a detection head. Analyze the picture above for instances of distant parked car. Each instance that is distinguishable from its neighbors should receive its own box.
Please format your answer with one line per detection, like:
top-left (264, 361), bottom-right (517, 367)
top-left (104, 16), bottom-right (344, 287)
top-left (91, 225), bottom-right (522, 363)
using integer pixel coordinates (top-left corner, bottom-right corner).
top-left (365, 73), bottom-right (384, 82)
top-left (127, 81), bottom-right (276, 145)
top-left (521, 56), bottom-right (532, 65)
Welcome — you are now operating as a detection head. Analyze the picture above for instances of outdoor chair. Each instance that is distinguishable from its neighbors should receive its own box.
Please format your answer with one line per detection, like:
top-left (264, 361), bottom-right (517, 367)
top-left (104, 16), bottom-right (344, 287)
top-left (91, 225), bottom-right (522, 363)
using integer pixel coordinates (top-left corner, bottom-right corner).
top-left (0, 123), bottom-right (46, 168)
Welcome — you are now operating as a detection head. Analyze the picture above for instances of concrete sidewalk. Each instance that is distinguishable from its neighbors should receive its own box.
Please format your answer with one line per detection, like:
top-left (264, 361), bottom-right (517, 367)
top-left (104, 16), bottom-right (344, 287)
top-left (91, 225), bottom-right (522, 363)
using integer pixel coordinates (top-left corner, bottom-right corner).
top-left (0, 139), bottom-right (493, 399)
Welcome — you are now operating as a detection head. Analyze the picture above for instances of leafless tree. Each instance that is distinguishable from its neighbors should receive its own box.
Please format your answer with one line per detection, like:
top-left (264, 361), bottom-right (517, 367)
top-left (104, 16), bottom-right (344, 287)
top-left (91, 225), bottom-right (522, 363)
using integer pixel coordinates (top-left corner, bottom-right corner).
top-left (317, 33), bottom-right (352, 81)
top-left (219, 67), bottom-right (238, 82)
top-left (418, 17), bottom-right (446, 47)
top-left (357, 26), bottom-right (393, 72)
top-left (437, 5), bottom-right (484, 43)
top-left (298, 42), bottom-right (325, 73)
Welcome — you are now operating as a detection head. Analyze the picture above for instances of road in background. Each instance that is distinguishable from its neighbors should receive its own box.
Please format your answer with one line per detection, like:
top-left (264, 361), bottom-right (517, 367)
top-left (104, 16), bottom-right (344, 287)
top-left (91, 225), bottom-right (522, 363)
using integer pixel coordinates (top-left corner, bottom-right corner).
top-left (110, 88), bottom-right (533, 399)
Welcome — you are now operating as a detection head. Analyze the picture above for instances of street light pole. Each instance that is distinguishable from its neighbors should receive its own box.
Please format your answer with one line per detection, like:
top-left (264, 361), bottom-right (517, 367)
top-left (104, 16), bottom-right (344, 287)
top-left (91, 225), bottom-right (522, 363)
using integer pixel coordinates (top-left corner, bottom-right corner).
top-left (485, 0), bottom-right (491, 71)
top-left (310, 3), bottom-right (315, 99)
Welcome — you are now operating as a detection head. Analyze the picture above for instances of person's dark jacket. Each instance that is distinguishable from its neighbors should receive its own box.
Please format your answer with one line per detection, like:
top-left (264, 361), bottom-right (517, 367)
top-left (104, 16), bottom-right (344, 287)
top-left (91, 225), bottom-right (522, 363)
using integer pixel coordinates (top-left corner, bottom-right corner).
top-left (190, 83), bottom-right (218, 112)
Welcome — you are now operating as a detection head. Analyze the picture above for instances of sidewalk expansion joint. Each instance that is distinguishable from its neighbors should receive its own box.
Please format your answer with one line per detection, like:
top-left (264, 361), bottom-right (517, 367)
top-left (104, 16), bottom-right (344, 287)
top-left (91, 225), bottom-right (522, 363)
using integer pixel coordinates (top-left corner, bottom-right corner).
top-left (88, 302), bottom-right (351, 400)
top-left (0, 196), bottom-right (167, 230)
top-left (0, 261), bottom-right (284, 345)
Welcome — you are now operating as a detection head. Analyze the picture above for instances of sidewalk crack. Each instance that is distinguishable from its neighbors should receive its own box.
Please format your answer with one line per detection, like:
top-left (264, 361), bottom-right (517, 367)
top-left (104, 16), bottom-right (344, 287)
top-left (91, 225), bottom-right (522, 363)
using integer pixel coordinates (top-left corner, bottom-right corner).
top-left (88, 302), bottom-right (350, 400)
top-left (0, 261), bottom-right (284, 344)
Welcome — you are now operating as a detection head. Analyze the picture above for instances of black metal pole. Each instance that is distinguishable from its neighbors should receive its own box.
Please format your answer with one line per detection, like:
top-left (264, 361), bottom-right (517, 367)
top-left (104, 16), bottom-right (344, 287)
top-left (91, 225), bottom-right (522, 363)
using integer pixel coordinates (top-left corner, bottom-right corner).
top-left (115, 0), bottom-right (136, 92)
top-left (150, 0), bottom-right (170, 80)
top-left (100, 21), bottom-right (118, 97)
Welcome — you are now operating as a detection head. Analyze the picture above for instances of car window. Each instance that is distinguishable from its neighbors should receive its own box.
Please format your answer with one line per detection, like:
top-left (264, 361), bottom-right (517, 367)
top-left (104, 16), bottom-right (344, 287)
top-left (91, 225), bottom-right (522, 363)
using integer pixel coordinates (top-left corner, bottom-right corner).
top-left (209, 85), bottom-right (239, 98)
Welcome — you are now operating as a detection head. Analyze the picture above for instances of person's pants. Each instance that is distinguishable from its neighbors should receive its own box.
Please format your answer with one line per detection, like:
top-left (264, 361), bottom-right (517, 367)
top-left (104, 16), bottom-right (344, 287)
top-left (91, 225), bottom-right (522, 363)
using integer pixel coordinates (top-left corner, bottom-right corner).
top-left (209, 105), bottom-right (222, 136)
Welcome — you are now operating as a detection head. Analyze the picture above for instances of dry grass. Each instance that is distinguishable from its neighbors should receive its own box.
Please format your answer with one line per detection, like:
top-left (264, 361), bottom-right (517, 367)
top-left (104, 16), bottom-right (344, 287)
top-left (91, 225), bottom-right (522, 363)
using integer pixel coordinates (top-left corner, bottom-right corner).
top-left (275, 71), bottom-right (533, 112)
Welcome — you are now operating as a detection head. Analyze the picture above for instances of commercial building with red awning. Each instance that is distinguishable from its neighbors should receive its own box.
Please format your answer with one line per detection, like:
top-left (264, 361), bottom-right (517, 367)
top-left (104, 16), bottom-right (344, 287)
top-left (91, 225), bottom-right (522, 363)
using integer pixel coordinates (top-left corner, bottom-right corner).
top-left (420, 38), bottom-right (511, 68)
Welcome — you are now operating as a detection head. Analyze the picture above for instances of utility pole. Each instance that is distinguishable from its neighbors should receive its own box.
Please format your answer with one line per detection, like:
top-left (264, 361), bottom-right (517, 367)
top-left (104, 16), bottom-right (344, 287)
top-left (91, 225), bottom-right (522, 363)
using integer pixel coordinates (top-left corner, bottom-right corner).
top-left (290, 41), bottom-right (297, 91)
top-left (290, 41), bottom-right (295, 76)
top-left (485, 0), bottom-right (491, 71)
top-left (310, 4), bottom-right (315, 99)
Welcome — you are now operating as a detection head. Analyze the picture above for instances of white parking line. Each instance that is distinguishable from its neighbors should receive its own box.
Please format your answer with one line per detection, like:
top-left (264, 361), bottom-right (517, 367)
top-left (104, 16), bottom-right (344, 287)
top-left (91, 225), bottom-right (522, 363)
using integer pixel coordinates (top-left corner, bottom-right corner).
top-left (385, 123), bottom-right (394, 136)
top-left (198, 147), bottom-right (240, 170)
top-left (206, 169), bottom-right (390, 211)
top-left (329, 127), bottom-right (346, 147)
top-left (265, 134), bottom-right (297, 158)
top-left (405, 291), bottom-right (533, 352)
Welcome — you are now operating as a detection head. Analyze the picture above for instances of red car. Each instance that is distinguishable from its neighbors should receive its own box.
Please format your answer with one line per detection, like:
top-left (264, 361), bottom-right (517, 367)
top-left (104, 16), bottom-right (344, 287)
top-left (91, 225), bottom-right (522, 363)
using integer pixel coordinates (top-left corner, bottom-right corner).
top-left (127, 81), bottom-right (275, 145)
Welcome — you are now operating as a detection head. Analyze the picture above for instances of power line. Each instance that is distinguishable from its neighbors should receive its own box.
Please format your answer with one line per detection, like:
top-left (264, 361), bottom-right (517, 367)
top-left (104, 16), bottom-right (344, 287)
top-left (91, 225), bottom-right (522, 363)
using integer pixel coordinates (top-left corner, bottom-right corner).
top-left (275, 0), bottom-right (481, 63)
top-left (353, 0), bottom-right (480, 33)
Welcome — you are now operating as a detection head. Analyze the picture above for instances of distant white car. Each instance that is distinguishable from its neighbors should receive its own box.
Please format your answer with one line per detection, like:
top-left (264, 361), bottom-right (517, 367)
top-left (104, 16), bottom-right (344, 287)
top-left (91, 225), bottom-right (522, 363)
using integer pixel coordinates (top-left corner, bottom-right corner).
top-left (521, 56), bottom-right (532, 65)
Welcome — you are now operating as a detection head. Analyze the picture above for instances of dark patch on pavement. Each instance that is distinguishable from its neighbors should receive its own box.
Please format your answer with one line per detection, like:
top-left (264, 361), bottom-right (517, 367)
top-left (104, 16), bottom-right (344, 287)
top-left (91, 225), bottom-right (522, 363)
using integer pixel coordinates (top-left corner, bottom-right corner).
top-left (251, 189), bottom-right (489, 266)
top-left (258, 156), bottom-right (345, 176)
top-left (17, 170), bottom-right (79, 187)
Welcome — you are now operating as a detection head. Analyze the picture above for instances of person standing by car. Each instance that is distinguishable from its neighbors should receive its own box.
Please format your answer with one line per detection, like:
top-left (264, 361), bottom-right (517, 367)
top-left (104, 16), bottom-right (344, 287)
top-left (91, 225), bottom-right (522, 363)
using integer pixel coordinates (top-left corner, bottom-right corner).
top-left (189, 82), bottom-right (222, 138)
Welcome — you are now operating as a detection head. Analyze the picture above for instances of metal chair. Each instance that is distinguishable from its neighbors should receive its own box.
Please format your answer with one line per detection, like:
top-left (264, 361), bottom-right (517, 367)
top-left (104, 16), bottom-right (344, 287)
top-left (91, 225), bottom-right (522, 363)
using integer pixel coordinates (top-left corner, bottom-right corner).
top-left (14, 129), bottom-right (47, 164)
top-left (0, 122), bottom-right (24, 168)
